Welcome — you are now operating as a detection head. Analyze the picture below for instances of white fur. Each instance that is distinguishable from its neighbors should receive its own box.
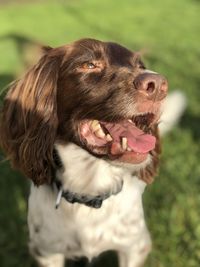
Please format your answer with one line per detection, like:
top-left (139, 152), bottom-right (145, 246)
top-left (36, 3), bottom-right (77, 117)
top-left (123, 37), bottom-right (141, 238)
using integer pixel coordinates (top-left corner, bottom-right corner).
top-left (159, 90), bottom-right (187, 135)
top-left (28, 143), bottom-right (151, 267)
top-left (28, 90), bottom-right (186, 267)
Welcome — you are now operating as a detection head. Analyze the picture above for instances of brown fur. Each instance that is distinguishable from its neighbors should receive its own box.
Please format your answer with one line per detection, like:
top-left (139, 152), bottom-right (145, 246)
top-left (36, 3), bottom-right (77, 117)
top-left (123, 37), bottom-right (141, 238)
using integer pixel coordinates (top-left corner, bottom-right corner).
top-left (0, 48), bottom-right (65, 185)
top-left (0, 38), bottom-right (162, 185)
top-left (138, 125), bottom-right (161, 184)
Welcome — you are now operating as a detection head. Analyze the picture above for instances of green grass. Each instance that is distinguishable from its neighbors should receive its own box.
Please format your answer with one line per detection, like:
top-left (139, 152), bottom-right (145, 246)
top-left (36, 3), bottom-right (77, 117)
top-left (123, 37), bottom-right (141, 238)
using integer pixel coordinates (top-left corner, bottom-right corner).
top-left (0, 0), bottom-right (200, 266)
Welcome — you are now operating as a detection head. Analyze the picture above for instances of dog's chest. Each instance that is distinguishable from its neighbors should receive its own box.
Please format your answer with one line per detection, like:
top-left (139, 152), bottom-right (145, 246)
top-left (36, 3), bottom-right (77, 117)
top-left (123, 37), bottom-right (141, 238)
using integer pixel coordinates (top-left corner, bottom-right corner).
top-left (28, 175), bottom-right (146, 259)
top-left (28, 143), bottom-right (147, 258)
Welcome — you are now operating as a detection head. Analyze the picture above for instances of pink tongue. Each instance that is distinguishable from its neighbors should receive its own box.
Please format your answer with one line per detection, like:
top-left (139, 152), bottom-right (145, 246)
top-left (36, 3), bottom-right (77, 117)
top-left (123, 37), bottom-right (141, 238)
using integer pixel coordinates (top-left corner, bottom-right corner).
top-left (126, 132), bottom-right (156, 153)
top-left (102, 121), bottom-right (156, 153)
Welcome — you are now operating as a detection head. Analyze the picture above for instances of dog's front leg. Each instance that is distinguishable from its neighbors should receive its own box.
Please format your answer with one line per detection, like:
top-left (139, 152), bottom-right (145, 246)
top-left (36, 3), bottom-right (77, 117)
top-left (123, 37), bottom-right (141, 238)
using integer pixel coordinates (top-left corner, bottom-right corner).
top-left (118, 234), bottom-right (152, 267)
top-left (29, 246), bottom-right (65, 267)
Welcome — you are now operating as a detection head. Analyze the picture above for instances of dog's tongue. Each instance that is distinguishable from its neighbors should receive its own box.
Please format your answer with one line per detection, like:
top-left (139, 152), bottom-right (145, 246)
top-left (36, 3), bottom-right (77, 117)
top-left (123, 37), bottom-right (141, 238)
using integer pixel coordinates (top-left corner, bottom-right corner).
top-left (102, 121), bottom-right (156, 154)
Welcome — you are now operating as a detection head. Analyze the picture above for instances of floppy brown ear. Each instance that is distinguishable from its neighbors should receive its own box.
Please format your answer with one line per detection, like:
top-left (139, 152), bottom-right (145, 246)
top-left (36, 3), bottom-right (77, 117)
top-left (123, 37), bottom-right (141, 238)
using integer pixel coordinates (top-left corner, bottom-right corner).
top-left (0, 48), bottom-right (64, 185)
top-left (138, 124), bottom-right (161, 184)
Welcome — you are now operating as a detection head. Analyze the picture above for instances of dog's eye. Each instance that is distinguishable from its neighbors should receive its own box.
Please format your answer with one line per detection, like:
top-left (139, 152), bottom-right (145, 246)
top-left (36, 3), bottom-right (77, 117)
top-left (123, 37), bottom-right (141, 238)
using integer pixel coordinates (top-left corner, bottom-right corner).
top-left (82, 62), bottom-right (96, 69)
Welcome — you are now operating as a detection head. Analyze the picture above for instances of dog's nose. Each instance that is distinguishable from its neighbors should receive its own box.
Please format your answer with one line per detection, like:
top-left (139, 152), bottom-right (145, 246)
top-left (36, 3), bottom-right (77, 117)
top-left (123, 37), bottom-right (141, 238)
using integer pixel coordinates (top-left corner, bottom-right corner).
top-left (133, 73), bottom-right (168, 101)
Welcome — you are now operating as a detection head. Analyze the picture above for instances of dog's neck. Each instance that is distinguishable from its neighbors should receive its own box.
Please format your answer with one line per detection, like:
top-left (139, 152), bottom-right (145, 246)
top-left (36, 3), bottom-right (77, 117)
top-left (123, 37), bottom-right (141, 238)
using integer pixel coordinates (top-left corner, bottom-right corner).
top-left (55, 142), bottom-right (125, 195)
top-left (54, 142), bottom-right (149, 208)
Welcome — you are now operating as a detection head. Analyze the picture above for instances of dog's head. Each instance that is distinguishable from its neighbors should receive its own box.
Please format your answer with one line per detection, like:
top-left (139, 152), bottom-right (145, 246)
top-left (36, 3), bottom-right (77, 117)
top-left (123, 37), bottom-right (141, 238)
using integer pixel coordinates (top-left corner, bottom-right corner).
top-left (0, 38), bottom-right (168, 185)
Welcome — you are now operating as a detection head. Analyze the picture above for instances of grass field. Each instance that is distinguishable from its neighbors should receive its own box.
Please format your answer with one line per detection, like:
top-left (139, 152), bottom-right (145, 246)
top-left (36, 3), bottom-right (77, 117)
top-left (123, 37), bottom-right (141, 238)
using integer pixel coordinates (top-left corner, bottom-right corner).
top-left (0, 0), bottom-right (200, 266)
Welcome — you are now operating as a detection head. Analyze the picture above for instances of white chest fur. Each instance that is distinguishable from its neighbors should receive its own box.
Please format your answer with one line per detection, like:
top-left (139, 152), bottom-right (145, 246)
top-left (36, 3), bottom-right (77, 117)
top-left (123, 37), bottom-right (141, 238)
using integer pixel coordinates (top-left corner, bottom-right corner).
top-left (28, 143), bottom-right (151, 262)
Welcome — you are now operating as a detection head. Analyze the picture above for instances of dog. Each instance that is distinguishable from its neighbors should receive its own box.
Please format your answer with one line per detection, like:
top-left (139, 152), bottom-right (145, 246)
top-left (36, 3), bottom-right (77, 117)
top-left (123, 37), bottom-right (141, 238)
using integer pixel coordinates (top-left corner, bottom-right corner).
top-left (0, 38), bottom-right (186, 267)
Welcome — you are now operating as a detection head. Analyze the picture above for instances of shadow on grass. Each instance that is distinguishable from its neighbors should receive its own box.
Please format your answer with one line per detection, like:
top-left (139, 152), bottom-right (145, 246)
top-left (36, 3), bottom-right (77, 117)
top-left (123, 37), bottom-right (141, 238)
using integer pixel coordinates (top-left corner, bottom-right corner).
top-left (0, 155), bottom-right (36, 266)
top-left (0, 73), bottom-right (14, 90)
top-left (0, 33), bottom-right (40, 52)
top-left (0, 33), bottom-right (43, 97)
top-left (0, 33), bottom-right (42, 69)
top-left (0, 33), bottom-right (44, 267)
top-left (179, 112), bottom-right (200, 142)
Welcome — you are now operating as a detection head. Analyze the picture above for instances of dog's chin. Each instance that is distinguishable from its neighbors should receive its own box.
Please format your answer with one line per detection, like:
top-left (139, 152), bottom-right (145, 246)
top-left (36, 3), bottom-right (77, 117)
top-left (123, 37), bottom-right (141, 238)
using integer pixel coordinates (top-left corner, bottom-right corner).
top-left (85, 145), bottom-right (151, 166)
top-left (108, 153), bottom-right (152, 172)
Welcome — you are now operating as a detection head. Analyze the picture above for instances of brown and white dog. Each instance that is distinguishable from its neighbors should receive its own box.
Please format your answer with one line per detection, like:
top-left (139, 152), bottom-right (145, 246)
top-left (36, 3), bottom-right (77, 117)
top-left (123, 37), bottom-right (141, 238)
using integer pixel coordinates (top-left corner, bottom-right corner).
top-left (0, 39), bottom-right (186, 267)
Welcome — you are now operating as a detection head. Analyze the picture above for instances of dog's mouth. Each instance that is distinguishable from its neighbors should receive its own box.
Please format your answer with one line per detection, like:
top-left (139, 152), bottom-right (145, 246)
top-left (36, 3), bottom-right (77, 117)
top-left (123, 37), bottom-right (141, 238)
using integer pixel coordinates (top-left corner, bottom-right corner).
top-left (79, 113), bottom-right (157, 164)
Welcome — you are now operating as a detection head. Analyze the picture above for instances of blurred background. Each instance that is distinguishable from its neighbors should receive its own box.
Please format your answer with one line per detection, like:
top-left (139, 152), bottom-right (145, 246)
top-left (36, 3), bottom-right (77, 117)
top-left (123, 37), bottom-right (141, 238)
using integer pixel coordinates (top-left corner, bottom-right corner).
top-left (0, 0), bottom-right (200, 266)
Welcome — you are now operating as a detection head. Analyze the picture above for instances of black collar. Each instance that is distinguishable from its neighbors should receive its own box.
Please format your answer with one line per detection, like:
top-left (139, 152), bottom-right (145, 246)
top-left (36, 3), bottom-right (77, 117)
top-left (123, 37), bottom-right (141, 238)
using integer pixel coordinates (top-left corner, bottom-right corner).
top-left (55, 180), bottom-right (110, 209)
top-left (53, 149), bottom-right (121, 209)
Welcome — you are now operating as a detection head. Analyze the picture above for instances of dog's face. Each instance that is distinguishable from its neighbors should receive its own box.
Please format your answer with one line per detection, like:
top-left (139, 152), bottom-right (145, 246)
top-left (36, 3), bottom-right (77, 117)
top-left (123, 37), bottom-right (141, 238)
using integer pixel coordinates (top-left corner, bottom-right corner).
top-left (57, 39), bottom-right (167, 165)
top-left (0, 38), bottom-right (168, 185)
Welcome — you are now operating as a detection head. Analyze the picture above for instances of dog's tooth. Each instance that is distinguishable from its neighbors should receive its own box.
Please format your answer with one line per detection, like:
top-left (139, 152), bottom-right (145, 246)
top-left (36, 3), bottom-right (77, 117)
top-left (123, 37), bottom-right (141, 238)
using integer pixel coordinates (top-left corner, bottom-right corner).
top-left (106, 134), bottom-right (113, 141)
top-left (127, 147), bottom-right (132, 152)
top-left (95, 128), bottom-right (106, 138)
top-left (91, 120), bottom-right (101, 132)
top-left (121, 137), bottom-right (128, 150)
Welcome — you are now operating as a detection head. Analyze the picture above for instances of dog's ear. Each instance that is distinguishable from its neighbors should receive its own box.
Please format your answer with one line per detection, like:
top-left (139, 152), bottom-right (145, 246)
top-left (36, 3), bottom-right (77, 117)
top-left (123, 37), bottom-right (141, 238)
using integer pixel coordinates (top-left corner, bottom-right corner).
top-left (0, 48), bottom-right (65, 185)
top-left (138, 124), bottom-right (161, 184)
